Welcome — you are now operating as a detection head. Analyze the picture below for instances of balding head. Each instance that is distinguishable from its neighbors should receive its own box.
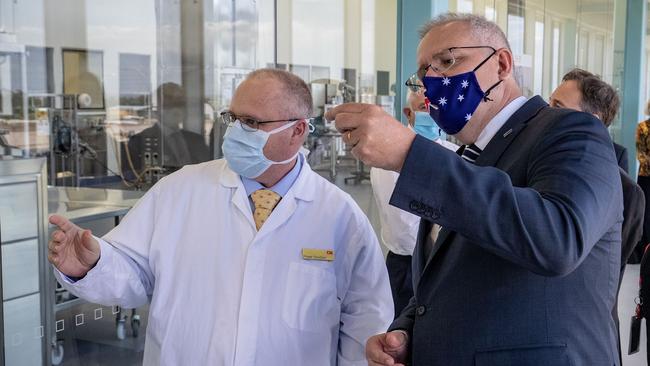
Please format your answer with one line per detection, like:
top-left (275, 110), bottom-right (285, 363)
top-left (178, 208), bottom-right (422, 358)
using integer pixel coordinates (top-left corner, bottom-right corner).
top-left (243, 69), bottom-right (313, 118)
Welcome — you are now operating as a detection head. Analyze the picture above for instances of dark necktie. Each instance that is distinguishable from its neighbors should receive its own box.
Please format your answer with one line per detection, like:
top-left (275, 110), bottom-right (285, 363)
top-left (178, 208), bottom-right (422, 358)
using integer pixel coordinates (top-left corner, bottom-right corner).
top-left (461, 144), bottom-right (483, 163)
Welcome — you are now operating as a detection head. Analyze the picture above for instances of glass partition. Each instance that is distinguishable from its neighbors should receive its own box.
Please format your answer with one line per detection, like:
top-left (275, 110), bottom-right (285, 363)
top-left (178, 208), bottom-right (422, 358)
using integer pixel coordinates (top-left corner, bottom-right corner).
top-left (0, 0), bottom-right (398, 364)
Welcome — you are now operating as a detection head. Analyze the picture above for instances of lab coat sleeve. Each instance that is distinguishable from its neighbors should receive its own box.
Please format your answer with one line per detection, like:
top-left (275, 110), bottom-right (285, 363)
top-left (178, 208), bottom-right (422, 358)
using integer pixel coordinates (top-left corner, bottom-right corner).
top-left (337, 216), bottom-right (394, 365)
top-left (370, 169), bottom-right (419, 255)
top-left (53, 186), bottom-right (158, 309)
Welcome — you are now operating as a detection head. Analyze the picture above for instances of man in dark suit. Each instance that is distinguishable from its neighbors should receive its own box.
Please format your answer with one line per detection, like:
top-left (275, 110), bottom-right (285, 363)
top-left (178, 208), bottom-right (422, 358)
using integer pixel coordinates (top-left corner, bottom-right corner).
top-left (614, 144), bottom-right (629, 174)
top-left (327, 13), bottom-right (623, 366)
top-left (550, 68), bottom-right (629, 173)
top-left (549, 69), bottom-right (646, 360)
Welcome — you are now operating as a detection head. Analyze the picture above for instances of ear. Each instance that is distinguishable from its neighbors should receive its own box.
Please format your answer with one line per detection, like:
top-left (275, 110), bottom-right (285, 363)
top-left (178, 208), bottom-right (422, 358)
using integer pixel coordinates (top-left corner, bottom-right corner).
top-left (292, 119), bottom-right (308, 141)
top-left (496, 48), bottom-right (514, 80)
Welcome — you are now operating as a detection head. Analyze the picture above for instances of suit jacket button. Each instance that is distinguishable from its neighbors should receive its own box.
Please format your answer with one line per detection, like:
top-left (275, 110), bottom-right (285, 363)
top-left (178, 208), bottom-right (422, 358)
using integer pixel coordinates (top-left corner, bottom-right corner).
top-left (409, 201), bottom-right (420, 211)
top-left (416, 305), bottom-right (426, 316)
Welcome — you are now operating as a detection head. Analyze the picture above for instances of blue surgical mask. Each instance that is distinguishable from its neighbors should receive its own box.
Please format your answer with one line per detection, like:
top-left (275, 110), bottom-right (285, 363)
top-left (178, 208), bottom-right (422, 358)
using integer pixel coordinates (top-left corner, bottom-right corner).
top-left (222, 120), bottom-right (300, 178)
top-left (422, 56), bottom-right (502, 135)
top-left (413, 111), bottom-right (441, 141)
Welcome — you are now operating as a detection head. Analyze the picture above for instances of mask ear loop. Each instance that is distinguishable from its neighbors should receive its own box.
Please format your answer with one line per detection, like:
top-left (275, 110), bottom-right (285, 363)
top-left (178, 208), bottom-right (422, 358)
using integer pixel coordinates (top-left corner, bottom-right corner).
top-left (470, 48), bottom-right (502, 102)
top-left (482, 80), bottom-right (504, 102)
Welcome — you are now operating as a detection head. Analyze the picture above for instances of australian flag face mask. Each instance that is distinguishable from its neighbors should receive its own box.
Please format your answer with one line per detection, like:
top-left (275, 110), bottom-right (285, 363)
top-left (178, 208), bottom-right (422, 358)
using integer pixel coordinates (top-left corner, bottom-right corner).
top-left (422, 50), bottom-right (502, 135)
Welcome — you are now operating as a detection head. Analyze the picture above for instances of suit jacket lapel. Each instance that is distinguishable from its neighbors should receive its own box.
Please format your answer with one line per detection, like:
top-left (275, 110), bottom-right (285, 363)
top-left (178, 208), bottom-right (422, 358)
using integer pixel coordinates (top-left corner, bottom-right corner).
top-left (475, 96), bottom-right (547, 167)
top-left (420, 96), bottom-right (548, 273)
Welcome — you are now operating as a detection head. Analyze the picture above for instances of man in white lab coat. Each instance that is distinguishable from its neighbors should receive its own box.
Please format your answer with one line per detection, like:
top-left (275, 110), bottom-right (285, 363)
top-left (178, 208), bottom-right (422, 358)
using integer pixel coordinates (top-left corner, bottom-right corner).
top-left (370, 88), bottom-right (457, 316)
top-left (48, 69), bottom-right (393, 366)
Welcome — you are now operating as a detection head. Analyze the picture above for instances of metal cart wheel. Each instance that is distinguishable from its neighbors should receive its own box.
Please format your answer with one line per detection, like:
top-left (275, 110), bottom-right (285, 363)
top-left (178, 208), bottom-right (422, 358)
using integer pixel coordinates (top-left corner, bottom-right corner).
top-left (51, 340), bottom-right (64, 365)
top-left (116, 319), bottom-right (126, 340)
top-left (131, 314), bottom-right (141, 338)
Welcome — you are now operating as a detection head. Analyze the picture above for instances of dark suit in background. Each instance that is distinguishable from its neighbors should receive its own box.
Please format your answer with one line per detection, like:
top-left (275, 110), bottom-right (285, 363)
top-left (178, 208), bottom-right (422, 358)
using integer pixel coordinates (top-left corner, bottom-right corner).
top-left (613, 168), bottom-right (644, 362)
top-left (388, 96), bottom-right (623, 366)
top-left (635, 176), bottom-right (650, 263)
top-left (613, 142), bottom-right (629, 174)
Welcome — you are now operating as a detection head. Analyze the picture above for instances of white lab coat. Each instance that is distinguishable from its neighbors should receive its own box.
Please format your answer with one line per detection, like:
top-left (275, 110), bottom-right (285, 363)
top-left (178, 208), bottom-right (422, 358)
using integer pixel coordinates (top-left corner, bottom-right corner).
top-left (370, 138), bottom-right (458, 255)
top-left (55, 159), bottom-right (393, 366)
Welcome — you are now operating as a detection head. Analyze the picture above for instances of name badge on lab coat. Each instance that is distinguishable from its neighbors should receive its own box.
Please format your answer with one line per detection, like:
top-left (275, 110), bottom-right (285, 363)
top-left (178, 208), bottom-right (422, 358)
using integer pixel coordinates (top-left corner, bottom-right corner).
top-left (302, 248), bottom-right (335, 261)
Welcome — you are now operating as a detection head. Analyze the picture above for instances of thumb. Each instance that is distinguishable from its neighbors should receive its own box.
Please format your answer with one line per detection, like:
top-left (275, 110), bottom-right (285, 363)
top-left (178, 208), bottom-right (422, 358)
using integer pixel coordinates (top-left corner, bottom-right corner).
top-left (80, 230), bottom-right (97, 250)
top-left (385, 331), bottom-right (406, 349)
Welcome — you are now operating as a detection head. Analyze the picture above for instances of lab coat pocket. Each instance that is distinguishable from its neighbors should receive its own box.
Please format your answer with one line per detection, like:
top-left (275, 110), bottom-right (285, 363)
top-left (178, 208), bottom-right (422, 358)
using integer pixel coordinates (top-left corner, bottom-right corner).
top-left (282, 262), bottom-right (340, 332)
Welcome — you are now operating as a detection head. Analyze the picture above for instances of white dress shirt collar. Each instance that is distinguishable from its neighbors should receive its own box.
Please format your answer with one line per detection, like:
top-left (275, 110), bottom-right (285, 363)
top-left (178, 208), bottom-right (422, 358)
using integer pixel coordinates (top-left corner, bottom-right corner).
top-left (474, 96), bottom-right (528, 150)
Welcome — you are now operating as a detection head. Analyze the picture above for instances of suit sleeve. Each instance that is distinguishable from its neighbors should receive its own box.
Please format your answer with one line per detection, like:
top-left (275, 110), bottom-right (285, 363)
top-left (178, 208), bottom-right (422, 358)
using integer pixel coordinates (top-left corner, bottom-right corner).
top-left (390, 112), bottom-right (623, 277)
top-left (54, 185), bottom-right (158, 308)
top-left (388, 295), bottom-right (417, 333)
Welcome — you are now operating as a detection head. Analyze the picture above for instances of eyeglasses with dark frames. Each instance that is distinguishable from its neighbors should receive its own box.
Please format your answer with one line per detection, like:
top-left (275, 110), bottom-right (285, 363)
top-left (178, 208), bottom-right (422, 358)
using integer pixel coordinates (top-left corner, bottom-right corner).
top-left (405, 46), bottom-right (497, 92)
top-left (220, 111), bottom-right (313, 132)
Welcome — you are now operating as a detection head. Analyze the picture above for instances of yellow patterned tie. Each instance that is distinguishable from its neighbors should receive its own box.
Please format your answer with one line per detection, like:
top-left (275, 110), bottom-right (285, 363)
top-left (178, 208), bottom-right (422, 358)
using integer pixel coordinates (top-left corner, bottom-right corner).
top-left (251, 189), bottom-right (282, 230)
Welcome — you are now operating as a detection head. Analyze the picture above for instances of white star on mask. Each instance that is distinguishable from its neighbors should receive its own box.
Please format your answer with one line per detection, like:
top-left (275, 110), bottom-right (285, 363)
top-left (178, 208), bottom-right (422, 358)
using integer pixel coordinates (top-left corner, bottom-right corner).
top-left (464, 113), bottom-right (472, 121)
top-left (457, 94), bottom-right (464, 102)
top-left (438, 97), bottom-right (448, 106)
top-left (461, 80), bottom-right (469, 88)
top-left (442, 77), bottom-right (451, 86)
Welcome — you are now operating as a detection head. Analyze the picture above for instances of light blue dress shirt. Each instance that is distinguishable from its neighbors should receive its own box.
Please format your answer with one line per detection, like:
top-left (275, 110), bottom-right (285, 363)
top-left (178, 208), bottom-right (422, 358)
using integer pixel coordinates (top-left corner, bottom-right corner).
top-left (240, 154), bottom-right (304, 212)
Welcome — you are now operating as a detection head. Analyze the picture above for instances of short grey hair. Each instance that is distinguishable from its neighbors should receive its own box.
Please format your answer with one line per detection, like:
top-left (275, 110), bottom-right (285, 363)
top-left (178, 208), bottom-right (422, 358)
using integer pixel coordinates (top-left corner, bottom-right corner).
top-left (419, 13), bottom-right (511, 51)
top-left (246, 68), bottom-right (313, 117)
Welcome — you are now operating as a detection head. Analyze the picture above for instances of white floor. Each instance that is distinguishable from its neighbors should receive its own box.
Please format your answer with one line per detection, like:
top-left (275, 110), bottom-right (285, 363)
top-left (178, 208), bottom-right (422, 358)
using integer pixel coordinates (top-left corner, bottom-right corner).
top-left (329, 168), bottom-right (649, 365)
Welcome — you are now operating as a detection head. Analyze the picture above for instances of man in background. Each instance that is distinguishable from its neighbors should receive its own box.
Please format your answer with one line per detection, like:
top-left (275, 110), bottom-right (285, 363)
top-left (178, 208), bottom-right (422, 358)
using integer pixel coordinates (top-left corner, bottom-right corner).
top-left (550, 68), bottom-right (645, 361)
top-left (370, 87), bottom-right (457, 316)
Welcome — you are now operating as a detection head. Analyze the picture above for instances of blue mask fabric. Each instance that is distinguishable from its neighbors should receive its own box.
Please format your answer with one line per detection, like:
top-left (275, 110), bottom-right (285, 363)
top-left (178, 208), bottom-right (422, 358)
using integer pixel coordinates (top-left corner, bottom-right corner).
top-left (222, 120), bottom-right (301, 178)
top-left (421, 53), bottom-right (502, 135)
top-left (413, 111), bottom-right (441, 141)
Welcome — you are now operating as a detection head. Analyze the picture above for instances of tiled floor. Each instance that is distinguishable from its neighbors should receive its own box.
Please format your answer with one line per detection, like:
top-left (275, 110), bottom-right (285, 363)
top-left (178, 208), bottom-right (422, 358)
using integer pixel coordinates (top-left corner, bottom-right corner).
top-left (54, 166), bottom-right (648, 365)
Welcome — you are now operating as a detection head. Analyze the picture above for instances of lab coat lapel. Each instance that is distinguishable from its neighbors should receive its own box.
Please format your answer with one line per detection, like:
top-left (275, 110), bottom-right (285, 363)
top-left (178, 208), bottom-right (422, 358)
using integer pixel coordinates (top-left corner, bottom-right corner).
top-left (253, 159), bottom-right (316, 240)
top-left (219, 162), bottom-right (256, 230)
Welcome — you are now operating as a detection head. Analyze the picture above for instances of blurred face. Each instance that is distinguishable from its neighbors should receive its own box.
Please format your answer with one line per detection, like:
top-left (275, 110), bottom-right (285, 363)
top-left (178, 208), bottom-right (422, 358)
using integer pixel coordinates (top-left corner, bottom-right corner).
top-left (416, 21), bottom-right (511, 143)
top-left (549, 80), bottom-right (583, 111)
top-left (403, 91), bottom-right (428, 125)
top-left (229, 76), bottom-right (307, 164)
top-left (160, 106), bottom-right (184, 131)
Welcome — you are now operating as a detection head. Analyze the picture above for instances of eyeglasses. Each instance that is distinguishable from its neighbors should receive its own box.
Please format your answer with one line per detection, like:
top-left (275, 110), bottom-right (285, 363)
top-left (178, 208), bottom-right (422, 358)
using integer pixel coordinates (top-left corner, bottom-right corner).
top-left (220, 111), bottom-right (311, 132)
top-left (405, 46), bottom-right (497, 92)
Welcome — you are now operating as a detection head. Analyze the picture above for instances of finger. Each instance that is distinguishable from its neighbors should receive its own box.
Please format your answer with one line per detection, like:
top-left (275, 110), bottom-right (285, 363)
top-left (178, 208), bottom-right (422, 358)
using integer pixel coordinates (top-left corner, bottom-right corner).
top-left (349, 141), bottom-right (368, 163)
top-left (48, 252), bottom-right (59, 265)
top-left (324, 103), bottom-right (369, 121)
top-left (48, 240), bottom-right (62, 252)
top-left (367, 337), bottom-right (396, 365)
top-left (342, 128), bottom-right (361, 146)
top-left (51, 230), bottom-right (66, 242)
top-left (49, 214), bottom-right (74, 232)
top-left (333, 111), bottom-right (367, 133)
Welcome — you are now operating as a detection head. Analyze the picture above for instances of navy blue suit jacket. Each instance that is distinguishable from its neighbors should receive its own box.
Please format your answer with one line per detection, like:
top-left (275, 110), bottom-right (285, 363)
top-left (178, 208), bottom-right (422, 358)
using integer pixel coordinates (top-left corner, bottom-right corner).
top-left (388, 96), bottom-right (623, 366)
